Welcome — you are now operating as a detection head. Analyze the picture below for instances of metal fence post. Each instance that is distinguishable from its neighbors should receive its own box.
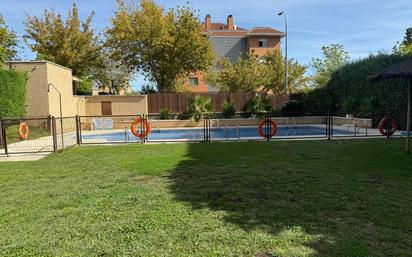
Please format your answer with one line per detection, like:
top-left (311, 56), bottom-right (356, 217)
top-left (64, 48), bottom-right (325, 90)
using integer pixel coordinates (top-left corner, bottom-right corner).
top-left (1, 118), bottom-right (8, 155)
top-left (327, 111), bottom-right (331, 140)
top-left (52, 116), bottom-right (57, 152)
top-left (142, 114), bottom-right (146, 144)
top-left (207, 115), bottom-right (211, 142)
top-left (75, 115), bottom-right (80, 145)
top-left (0, 117), bottom-right (3, 149)
top-left (203, 115), bottom-right (206, 142)
top-left (266, 115), bottom-right (271, 142)
top-left (203, 115), bottom-right (210, 143)
top-left (386, 110), bottom-right (391, 139)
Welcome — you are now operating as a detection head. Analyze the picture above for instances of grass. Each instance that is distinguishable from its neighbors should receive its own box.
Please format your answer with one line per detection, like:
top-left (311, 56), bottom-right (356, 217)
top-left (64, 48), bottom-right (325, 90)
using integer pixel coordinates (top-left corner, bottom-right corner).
top-left (5, 124), bottom-right (50, 144)
top-left (0, 139), bottom-right (411, 256)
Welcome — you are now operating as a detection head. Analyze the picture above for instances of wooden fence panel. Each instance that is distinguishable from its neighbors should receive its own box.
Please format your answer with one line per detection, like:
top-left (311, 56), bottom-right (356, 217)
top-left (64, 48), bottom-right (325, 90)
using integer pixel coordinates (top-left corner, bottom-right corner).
top-left (147, 93), bottom-right (289, 114)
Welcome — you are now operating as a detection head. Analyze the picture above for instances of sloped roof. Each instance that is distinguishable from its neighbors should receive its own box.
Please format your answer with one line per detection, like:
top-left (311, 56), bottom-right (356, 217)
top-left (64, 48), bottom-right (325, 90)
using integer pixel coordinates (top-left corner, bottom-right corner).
top-left (368, 57), bottom-right (412, 81)
top-left (246, 27), bottom-right (285, 36)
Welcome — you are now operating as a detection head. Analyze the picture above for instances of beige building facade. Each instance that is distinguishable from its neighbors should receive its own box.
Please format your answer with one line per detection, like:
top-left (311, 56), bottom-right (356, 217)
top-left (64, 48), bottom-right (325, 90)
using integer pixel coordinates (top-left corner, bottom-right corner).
top-left (3, 61), bottom-right (147, 118)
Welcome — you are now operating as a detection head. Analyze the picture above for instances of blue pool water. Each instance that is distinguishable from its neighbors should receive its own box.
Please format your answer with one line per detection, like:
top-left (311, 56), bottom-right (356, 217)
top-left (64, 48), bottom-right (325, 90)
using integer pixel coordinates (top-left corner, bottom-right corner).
top-left (81, 125), bottom-right (333, 142)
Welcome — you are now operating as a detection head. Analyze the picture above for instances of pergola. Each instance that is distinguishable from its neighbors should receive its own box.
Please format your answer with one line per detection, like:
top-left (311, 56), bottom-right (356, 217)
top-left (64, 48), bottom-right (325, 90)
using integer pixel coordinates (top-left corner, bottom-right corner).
top-left (368, 57), bottom-right (412, 154)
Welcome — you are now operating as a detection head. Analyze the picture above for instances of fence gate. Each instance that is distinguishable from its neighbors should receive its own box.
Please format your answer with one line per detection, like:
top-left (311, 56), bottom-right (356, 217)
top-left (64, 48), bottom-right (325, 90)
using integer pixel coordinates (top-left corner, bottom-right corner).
top-left (0, 117), bottom-right (55, 155)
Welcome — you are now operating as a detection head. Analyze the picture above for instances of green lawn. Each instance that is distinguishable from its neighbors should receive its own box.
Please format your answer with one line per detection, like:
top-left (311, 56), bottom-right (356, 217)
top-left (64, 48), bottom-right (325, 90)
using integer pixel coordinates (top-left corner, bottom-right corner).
top-left (0, 139), bottom-right (411, 256)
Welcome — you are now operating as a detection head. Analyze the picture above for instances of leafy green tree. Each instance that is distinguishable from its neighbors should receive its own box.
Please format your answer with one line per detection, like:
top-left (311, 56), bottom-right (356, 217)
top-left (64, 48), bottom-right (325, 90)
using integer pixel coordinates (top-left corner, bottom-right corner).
top-left (92, 48), bottom-right (132, 95)
top-left (106, 0), bottom-right (215, 92)
top-left (24, 4), bottom-right (103, 76)
top-left (207, 51), bottom-right (308, 94)
top-left (206, 53), bottom-right (263, 92)
top-left (75, 76), bottom-right (93, 95)
top-left (394, 27), bottom-right (412, 54)
top-left (261, 51), bottom-right (309, 94)
top-left (0, 15), bottom-right (19, 64)
top-left (311, 44), bottom-right (349, 88)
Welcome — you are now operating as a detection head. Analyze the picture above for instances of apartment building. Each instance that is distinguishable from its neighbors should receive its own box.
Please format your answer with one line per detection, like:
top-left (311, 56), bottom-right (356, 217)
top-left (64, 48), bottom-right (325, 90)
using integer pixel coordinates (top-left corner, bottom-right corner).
top-left (185, 15), bottom-right (285, 92)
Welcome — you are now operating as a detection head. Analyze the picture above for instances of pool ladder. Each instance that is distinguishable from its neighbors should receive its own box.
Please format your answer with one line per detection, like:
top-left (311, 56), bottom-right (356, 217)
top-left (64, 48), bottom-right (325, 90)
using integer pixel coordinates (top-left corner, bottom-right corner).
top-left (223, 124), bottom-right (241, 141)
top-left (124, 127), bottom-right (130, 142)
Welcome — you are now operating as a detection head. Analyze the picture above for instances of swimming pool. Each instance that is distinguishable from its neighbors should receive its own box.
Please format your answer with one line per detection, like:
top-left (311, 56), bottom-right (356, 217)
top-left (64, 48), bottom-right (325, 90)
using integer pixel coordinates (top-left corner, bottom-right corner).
top-left (80, 125), bottom-right (346, 143)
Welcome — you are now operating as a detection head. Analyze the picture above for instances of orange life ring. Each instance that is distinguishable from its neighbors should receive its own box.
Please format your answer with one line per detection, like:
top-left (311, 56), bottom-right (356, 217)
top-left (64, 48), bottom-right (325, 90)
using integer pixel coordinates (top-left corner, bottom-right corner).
top-left (258, 119), bottom-right (277, 139)
top-left (378, 117), bottom-right (397, 137)
top-left (130, 117), bottom-right (151, 139)
top-left (19, 122), bottom-right (30, 140)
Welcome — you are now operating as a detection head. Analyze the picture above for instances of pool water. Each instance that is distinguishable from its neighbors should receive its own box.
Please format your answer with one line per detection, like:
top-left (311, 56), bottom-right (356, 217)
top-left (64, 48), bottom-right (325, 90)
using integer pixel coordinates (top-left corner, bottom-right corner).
top-left (81, 125), bottom-right (333, 142)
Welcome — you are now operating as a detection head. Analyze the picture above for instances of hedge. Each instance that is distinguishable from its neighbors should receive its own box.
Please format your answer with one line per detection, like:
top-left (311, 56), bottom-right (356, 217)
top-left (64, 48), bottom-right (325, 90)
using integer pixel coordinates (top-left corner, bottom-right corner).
top-left (301, 53), bottom-right (410, 114)
top-left (0, 69), bottom-right (27, 118)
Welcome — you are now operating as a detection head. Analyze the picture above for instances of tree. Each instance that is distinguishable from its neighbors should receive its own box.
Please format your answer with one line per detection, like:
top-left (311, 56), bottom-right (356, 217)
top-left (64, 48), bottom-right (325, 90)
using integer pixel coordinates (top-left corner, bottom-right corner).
top-left (24, 4), bottom-right (103, 77)
top-left (74, 76), bottom-right (93, 95)
top-left (206, 53), bottom-right (263, 92)
top-left (261, 51), bottom-right (309, 94)
top-left (92, 48), bottom-right (132, 95)
top-left (207, 51), bottom-right (308, 94)
top-left (106, 0), bottom-right (215, 92)
top-left (0, 15), bottom-right (19, 64)
top-left (139, 84), bottom-right (157, 94)
top-left (311, 44), bottom-right (349, 88)
top-left (394, 27), bottom-right (412, 55)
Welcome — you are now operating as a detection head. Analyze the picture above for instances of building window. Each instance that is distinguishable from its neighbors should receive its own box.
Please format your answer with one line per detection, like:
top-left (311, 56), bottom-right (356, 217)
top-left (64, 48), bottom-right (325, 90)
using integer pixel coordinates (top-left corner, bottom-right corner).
top-left (258, 39), bottom-right (268, 48)
top-left (189, 77), bottom-right (199, 86)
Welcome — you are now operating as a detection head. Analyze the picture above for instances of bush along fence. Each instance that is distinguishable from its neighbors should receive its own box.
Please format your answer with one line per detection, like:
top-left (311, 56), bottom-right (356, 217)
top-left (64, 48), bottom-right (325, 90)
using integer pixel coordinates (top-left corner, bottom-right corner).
top-left (0, 109), bottom-right (408, 155)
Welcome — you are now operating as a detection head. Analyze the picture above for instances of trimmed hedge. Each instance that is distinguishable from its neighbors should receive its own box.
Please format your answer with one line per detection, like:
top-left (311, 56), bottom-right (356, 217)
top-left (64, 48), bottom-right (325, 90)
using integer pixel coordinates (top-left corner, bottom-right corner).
top-left (302, 53), bottom-right (410, 114)
top-left (0, 69), bottom-right (27, 118)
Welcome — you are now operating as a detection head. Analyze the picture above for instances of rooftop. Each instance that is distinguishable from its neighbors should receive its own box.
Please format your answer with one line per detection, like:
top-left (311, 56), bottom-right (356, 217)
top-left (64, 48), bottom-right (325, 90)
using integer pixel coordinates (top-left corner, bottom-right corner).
top-left (203, 15), bottom-right (285, 38)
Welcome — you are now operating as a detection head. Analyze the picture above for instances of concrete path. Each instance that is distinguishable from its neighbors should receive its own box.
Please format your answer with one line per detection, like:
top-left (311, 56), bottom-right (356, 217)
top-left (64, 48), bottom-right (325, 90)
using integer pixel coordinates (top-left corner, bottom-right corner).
top-left (0, 152), bottom-right (51, 162)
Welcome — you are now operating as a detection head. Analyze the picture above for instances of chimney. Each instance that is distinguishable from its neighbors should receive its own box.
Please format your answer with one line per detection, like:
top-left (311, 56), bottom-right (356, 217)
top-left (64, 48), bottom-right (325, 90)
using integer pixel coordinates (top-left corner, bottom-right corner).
top-left (205, 14), bottom-right (212, 30)
top-left (227, 15), bottom-right (234, 30)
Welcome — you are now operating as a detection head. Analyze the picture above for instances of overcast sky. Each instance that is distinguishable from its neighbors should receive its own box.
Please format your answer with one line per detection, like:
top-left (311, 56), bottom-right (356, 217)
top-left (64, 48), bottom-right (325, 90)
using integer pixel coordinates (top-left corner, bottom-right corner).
top-left (1, 0), bottom-right (411, 89)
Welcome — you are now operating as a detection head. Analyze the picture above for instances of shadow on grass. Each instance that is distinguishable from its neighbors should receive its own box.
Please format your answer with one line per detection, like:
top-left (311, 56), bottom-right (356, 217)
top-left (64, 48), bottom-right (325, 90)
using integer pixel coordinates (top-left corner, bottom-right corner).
top-left (168, 141), bottom-right (412, 256)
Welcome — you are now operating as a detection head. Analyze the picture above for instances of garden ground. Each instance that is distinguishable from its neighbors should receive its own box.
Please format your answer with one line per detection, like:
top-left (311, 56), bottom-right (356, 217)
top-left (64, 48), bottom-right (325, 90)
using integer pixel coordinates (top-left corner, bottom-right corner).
top-left (0, 139), bottom-right (411, 256)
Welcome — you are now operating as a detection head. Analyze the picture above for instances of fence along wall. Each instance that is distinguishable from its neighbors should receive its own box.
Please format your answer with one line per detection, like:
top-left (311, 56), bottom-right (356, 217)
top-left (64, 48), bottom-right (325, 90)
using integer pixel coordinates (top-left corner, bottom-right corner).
top-left (147, 93), bottom-right (289, 113)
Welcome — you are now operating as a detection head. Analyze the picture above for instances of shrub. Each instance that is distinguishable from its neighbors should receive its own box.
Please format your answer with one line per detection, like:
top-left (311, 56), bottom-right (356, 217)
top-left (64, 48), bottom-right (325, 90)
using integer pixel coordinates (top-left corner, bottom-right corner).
top-left (75, 76), bottom-right (93, 95)
top-left (244, 93), bottom-right (272, 117)
top-left (0, 69), bottom-right (27, 117)
top-left (159, 108), bottom-right (172, 120)
top-left (188, 95), bottom-right (212, 122)
top-left (303, 53), bottom-right (410, 113)
top-left (222, 100), bottom-right (236, 118)
top-left (281, 101), bottom-right (305, 116)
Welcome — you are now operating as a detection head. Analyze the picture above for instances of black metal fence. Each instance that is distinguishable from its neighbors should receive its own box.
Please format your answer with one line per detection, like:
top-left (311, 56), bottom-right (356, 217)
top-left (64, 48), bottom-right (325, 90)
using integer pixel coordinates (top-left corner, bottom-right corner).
top-left (0, 110), bottom-right (408, 155)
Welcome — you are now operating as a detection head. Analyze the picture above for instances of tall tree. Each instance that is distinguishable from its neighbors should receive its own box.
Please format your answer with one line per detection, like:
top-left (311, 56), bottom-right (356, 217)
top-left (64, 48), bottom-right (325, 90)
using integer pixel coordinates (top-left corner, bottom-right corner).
top-left (207, 51), bottom-right (308, 94)
top-left (311, 44), bottom-right (349, 88)
top-left (24, 4), bottom-right (103, 76)
top-left (92, 48), bottom-right (132, 94)
top-left (206, 54), bottom-right (263, 92)
top-left (394, 27), bottom-right (412, 55)
top-left (0, 15), bottom-right (19, 64)
top-left (261, 51), bottom-right (309, 94)
top-left (106, 0), bottom-right (215, 92)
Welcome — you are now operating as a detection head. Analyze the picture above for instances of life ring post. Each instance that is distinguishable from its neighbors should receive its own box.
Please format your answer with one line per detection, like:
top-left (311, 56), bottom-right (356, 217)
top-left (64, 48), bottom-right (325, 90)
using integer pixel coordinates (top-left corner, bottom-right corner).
top-left (258, 116), bottom-right (277, 140)
top-left (130, 115), bottom-right (151, 141)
